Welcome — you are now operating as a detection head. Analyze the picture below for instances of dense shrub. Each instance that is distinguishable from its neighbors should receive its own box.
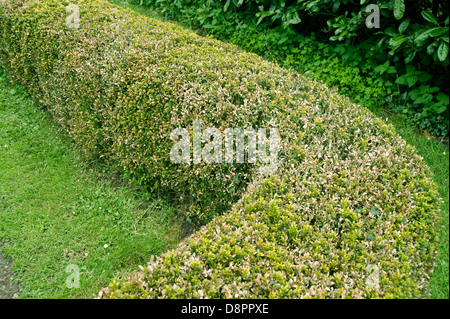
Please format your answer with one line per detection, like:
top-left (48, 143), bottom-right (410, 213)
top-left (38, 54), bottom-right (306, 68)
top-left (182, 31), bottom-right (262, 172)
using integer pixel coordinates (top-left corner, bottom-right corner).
top-left (1, 0), bottom-right (293, 223)
top-left (0, 0), bottom-right (441, 298)
top-left (101, 104), bottom-right (441, 298)
top-left (133, 0), bottom-right (449, 137)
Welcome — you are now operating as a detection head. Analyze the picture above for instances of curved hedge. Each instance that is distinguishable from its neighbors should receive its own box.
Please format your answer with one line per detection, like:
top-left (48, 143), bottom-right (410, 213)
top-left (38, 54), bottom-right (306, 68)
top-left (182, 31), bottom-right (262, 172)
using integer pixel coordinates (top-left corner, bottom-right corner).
top-left (100, 109), bottom-right (441, 298)
top-left (0, 0), bottom-right (441, 298)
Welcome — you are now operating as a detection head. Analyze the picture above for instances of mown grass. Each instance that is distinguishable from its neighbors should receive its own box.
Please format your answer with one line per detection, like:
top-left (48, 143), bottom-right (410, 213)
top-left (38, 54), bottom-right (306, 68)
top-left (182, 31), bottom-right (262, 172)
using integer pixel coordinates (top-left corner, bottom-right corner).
top-left (110, 0), bottom-right (449, 299)
top-left (0, 68), bottom-right (184, 298)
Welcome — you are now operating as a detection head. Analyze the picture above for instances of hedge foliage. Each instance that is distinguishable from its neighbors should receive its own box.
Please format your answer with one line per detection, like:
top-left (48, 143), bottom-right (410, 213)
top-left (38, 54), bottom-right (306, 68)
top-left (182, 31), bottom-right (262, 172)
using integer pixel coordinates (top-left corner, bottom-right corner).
top-left (100, 97), bottom-right (441, 298)
top-left (0, 0), bottom-right (290, 223)
top-left (132, 0), bottom-right (449, 137)
top-left (0, 0), bottom-right (441, 298)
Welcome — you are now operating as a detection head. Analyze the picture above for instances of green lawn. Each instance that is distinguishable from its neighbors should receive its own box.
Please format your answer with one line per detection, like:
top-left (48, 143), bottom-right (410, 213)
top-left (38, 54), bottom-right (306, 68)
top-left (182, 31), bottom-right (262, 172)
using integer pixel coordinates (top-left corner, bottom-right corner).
top-left (0, 69), bottom-right (183, 298)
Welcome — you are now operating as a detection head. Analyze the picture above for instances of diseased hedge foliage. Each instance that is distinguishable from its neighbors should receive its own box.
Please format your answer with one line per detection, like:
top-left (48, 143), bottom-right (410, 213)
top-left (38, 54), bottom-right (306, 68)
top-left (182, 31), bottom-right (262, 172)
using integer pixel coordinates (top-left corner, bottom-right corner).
top-left (0, 0), bottom-right (441, 298)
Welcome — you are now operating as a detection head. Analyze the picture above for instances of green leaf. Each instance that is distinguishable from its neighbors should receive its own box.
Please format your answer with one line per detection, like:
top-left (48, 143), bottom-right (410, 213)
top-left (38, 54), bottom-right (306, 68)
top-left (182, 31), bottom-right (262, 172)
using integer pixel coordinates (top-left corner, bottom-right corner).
top-left (398, 18), bottom-right (410, 33)
top-left (332, 1), bottom-right (340, 13)
top-left (426, 44), bottom-right (436, 55)
top-left (377, 37), bottom-right (387, 48)
top-left (395, 74), bottom-right (408, 85)
top-left (389, 35), bottom-right (407, 47)
top-left (429, 86), bottom-right (440, 93)
top-left (256, 11), bottom-right (272, 25)
top-left (437, 41), bottom-right (449, 61)
top-left (414, 30), bottom-right (431, 45)
top-left (374, 60), bottom-right (390, 74)
top-left (387, 66), bottom-right (397, 74)
top-left (408, 89), bottom-right (420, 100)
top-left (436, 92), bottom-right (449, 105)
top-left (406, 64), bottom-right (416, 74)
top-left (405, 50), bottom-right (416, 63)
top-left (367, 231), bottom-right (376, 241)
top-left (393, 0), bottom-right (405, 20)
top-left (415, 93), bottom-right (433, 104)
top-left (288, 12), bottom-right (301, 25)
top-left (370, 206), bottom-right (381, 216)
top-left (433, 104), bottom-right (447, 114)
top-left (427, 27), bottom-right (449, 37)
top-left (223, 0), bottom-right (230, 12)
top-left (374, 64), bottom-right (387, 74)
top-left (418, 71), bottom-right (432, 82)
top-left (421, 11), bottom-right (439, 26)
top-left (406, 75), bottom-right (418, 87)
top-left (385, 27), bottom-right (397, 37)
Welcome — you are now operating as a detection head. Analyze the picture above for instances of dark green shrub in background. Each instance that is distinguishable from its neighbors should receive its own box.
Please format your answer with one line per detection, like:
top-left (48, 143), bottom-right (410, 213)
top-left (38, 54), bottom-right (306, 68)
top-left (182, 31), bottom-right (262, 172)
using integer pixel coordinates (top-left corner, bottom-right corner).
top-left (135, 0), bottom-right (449, 137)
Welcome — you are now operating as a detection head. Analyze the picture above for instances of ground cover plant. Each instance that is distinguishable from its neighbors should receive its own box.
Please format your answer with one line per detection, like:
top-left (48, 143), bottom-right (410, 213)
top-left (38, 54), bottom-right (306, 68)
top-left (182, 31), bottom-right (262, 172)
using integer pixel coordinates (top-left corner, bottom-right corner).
top-left (0, 0), bottom-right (444, 298)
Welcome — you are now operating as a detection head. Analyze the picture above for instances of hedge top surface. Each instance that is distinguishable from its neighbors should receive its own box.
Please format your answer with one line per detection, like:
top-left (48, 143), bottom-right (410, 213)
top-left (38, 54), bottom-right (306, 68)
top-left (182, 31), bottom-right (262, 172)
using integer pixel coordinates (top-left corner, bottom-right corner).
top-left (1, 0), bottom-right (319, 222)
top-left (0, 0), bottom-right (441, 298)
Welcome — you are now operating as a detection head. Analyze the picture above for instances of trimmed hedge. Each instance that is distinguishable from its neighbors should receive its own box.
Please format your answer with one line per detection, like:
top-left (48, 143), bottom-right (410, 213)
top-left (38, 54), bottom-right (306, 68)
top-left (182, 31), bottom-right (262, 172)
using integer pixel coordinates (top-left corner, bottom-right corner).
top-left (0, 0), bottom-right (293, 223)
top-left (100, 107), bottom-right (441, 298)
top-left (0, 0), bottom-right (441, 298)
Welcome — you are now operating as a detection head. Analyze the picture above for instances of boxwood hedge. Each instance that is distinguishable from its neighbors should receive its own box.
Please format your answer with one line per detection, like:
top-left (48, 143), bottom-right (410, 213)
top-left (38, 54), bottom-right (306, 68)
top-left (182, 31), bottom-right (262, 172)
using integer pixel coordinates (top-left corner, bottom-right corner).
top-left (0, 0), bottom-right (441, 298)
